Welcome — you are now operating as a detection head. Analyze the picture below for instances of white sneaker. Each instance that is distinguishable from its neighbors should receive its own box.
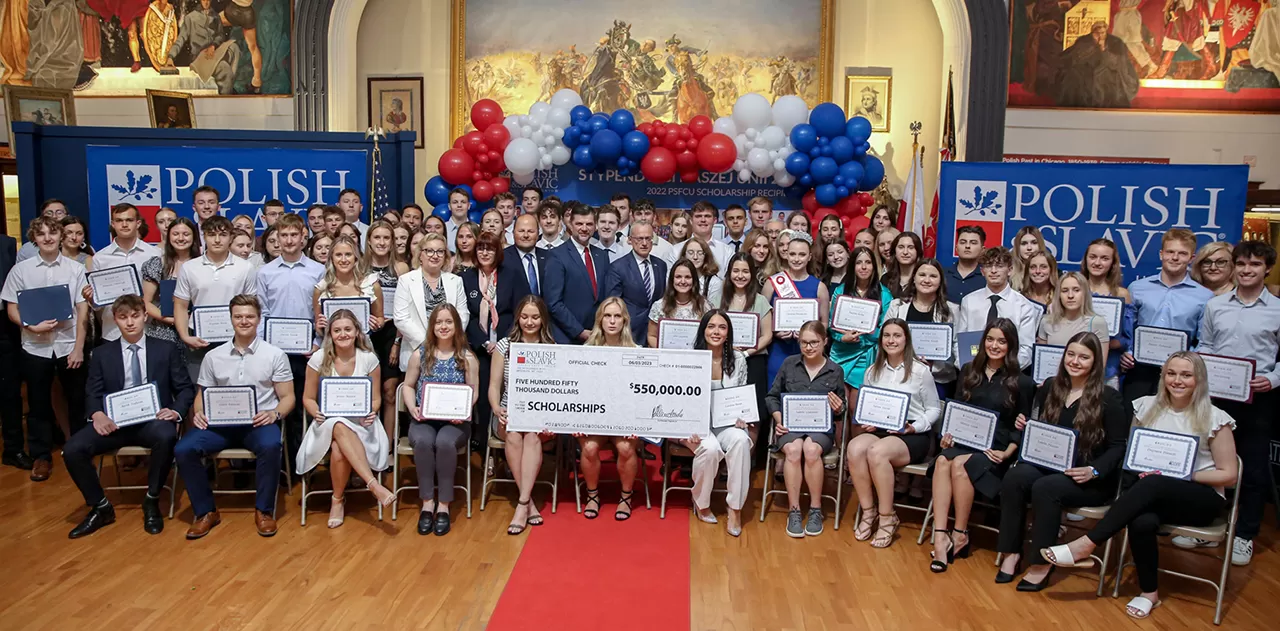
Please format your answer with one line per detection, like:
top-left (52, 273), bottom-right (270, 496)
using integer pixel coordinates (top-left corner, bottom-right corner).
top-left (1065, 512), bottom-right (1085, 522)
top-left (1232, 537), bottom-right (1253, 566)
top-left (1172, 536), bottom-right (1219, 549)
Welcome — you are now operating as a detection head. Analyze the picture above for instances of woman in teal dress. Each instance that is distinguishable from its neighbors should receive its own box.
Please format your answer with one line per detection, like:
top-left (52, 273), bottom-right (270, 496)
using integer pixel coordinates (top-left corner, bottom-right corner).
top-left (829, 246), bottom-right (892, 402)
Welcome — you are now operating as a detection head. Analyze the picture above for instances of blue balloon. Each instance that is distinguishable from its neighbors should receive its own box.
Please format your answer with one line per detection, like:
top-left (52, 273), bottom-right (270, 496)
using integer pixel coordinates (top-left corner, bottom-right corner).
top-left (608, 109), bottom-right (636, 135)
top-left (859, 156), bottom-right (885, 191)
top-left (424, 175), bottom-right (450, 207)
top-left (809, 103), bottom-right (847, 138)
top-left (432, 204), bottom-right (451, 220)
top-left (622, 130), bottom-right (651, 161)
top-left (783, 184), bottom-right (807, 198)
top-left (572, 145), bottom-right (597, 169)
top-left (450, 183), bottom-right (473, 201)
top-left (588, 114), bottom-right (610, 133)
top-left (833, 176), bottom-right (846, 188)
top-left (846, 116), bottom-right (872, 144)
top-left (799, 174), bottom-right (813, 187)
top-left (830, 136), bottom-right (855, 163)
top-left (809, 157), bottom-right (838, 184)
top-left (589, 129), bottom-right (623, 162)
top-left (468, 209), bottom-right (485, 223)
top-left (564, 126), bottom-right (583, 149)
top-left (790, 124), bottom-right (818, 152)
top-left (808, 147), bottom-right (821, 158)
top-left (820, 146), bottom-right (833, 157)
top-left (836, 186), bottom-right (850, 198)
top-left (815, 184), bottom-right (839, 207)
top-left (853, 141), bottom-right (869, 158)
top-left (839, 160), bottom-right (865, 185)
top-left (570, 105), bottom-right (593, 124)
top-left (785, 152), bottom-right (811, 176)
top-left (577, 118), bottom-right (592, 131)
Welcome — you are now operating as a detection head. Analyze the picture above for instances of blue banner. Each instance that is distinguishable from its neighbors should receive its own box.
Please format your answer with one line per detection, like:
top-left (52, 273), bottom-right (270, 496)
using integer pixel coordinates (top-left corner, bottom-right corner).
top-left (514, 164), bottom-right (800, 216)
top-left (85, 145), bottom-right (369, 248)
top-left (936, 162), bottom-right (1248, 281)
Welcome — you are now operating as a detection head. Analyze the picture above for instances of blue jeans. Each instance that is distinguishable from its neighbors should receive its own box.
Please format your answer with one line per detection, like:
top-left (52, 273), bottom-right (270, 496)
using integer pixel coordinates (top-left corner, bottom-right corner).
top-left (175, 424), bottom-right (281, 516)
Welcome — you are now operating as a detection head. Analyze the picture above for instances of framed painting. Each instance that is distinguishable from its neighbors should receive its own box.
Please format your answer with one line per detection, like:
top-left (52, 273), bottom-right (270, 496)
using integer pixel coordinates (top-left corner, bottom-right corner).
top-left (450, 0), bottom-right (834, 138)
top-left (844, 75), bottom-right (892, 133)
top-left (3, 85), bottom-right (76, 149)
top-left (368, 77), bottom-right (426, 148)
top-left (1008, 0), bottom-right (1280, 113)
top-left (147, 89), bottom-right (197, 129)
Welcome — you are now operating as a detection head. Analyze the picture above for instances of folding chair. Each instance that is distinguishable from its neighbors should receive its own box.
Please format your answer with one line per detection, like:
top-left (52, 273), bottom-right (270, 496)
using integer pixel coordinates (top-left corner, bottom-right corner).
top-left (659, 440), bottom-right (729, 518)
top-left (571, 436), bottom-right (653, 513)
top-left (391, 384), bottom-right (473, 519)
top-left (208, 439), bottom-right (291, 519)
top-left (480, 421), bottom-right (560, 513)
top-left (849, 441), bottom-right (935, 538)
top-left (96, 444), bottom-right (180, 519)
top-left (297, 409), bottom-right (386, 526)
top-left (1111, 457), bottom-right (1243, 625)
top-left (759, 411), bottom-right (849, 529)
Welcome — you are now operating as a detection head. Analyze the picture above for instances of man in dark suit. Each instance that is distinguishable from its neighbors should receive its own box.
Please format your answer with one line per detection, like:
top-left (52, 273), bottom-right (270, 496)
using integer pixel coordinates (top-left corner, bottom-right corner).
top-left (503, 214), bottom-right (547, 297)
top-left (0, 232), bottom-right (27, 470)
top-left (63, 295), bottom-right (195, 538)
top-left (605, 221), bottom-right (666, 345)
top-left (544, 204), bottom-right (611, 344)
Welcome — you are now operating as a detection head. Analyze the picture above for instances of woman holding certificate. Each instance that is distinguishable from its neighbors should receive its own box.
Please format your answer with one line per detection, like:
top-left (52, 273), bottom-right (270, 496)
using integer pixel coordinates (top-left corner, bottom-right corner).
top-left (744, 229), bottom-right (781, 284)
top-left (881, 232), bottom-right (922, 300)
top-left (848, 319), bottom-right (941, 547)
top-left (829, 246), bottom-right (891, 402)
top-left (580, 297), bottom-right (643, 521)
top-left (142, 218), bottom-right (200, 366)
top-left (884, 259), bottom-right (959, 396)
top-left (402, 304), bottom-right (479, 536)
top-left (647, 260), bottom-right (710, 348)
top-left (1036, 272), bottom-right (1109, 364)
top-left (394, 233), bottom-right (469, 372)
top-left (364, 221), bottom-right (410, 438)
top-left (1082, 239), bottom-right (1132, 387)
top-left (1041, 352), bottom-right (1237, 620)
top-left (296, 309), bottom-right (394, 528)
top-left (996, 331), bottom-right (1130, 590)
top-left (677, 238), bottom-right (723, 307)
top-left (313, 237), bottom-right (384, 335)
top-left (720, 253), bottom-right (773, 455)
top-left (928, 319), bottom-right (1035, 572)
top-left (762, 233), bottom-right (830, 388)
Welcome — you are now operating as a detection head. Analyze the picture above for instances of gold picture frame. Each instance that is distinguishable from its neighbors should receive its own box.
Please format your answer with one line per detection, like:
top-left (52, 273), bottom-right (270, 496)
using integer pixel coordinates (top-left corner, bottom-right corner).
top-left (2, 85), bottom-right (76, 150)
top-left (844, 75), bottom-right (891, 133)
top-left (146, 90), bottom-right (197, 129)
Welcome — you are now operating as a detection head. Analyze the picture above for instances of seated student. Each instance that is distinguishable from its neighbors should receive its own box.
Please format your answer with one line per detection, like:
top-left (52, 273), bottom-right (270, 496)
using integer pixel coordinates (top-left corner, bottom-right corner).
top-left (1036, 271), bottom-right (1109, 371)
top-left (401, 303), bottom-right (479, 537)
top-left (175, 295), bottom-right (296, 540)
top-left (63, 295), bottom-right (195, 538)
top-left (957, 247), bottom-right (1038, 368)
top-left (577, 297), bottom-right (642, 521)
top-left (646, 259), bottom-right (711, 348)
top-left (995, 331), bottom-right (1130, 591)
top-left (848, 319), bottom-right (940, 548)
top-left (295, 309), bottom-right (395, 529)
top-left (1041, 352), bottom-right (1238, 621)
top-left (945, 226), bottom-right (987, 304)
top-left (173, 216), bottom-right (258, 380)
top-left (1, 216), bottom-right (90, 482)
top-left (927, 318), bottom-right (1035, 572)
top-left (767, 319), bottom-right (846, 538)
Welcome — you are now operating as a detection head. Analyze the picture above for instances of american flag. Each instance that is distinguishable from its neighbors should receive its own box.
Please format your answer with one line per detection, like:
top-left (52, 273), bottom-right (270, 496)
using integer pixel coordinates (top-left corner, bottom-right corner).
top-left (923, 68), bottom-right (955, 258)
top-left (372, 154), bottom-right (392, 218)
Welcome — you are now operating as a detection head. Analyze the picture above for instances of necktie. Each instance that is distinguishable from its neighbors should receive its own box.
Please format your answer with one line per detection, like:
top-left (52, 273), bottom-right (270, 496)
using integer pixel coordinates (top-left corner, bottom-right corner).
top-left (128, 344), bottom-right (142, 389)
top-left (731, 240), bottom-right (741, 254)
top-left (641, 258), bottom-right (653, 301)
top-left (525, 253), bottom-right (539, 295)
top-left (986, 295), bottom-right (1001, 327)
top-left (584, 247), bottom-right (598, 298)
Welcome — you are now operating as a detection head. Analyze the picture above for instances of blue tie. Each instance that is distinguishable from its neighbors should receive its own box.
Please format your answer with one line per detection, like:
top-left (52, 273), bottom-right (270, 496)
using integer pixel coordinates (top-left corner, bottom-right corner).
top-left (525, 253), bottom-right (539, 295)
top-left (128, 344), bottom-right (142, 389)
top-left (641, 259), bottom-right (653, 302)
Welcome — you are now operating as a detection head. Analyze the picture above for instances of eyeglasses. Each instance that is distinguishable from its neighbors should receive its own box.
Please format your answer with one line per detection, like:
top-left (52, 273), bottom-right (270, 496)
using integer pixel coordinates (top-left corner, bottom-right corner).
top-left (1201, 258), bottom-right (1231, 269)
top-left (630, 236), bottom-right (654, 243)
top-left (423, 249), bottom-right (447, 257)
top-left (799, 339), bottom-right (823, 348)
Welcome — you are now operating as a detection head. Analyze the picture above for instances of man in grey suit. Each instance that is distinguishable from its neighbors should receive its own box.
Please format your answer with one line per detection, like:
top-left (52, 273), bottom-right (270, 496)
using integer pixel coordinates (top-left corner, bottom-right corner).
top-left (604, 221), bottom-right (666, 346)
top-left (168, 0), bottom-right (241, 95)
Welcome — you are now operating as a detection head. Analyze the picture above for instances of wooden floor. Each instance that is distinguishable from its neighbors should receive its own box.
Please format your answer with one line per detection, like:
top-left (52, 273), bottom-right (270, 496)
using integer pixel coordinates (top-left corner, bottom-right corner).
top-left (0, 454), bottom-right (1275, 630)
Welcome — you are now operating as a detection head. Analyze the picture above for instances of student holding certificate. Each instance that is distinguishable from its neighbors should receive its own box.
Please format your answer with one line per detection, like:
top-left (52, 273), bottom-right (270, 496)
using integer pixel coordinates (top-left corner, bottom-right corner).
top-left (63, 295), bottom-right (194, 538)
top-left (927, 319), bottom-right (1034, 572)
top-left (313, 236), bottom-right (384, 335)
top-left (402, 304), bottom-right (478, 536)
top-left (762, 232), bottom-right (830, 388)
top-left (578, 297), bottom-right (643, 521)
top-left (489, 296), bottom-right (557, 535)
top-left (82, 204), bottom-right (159, 347)
top-left (957, 248), bottom-right (1038, 368)
top-left (996, 331), bottom-right (1130, 590)
top-left (1042, 352), bottom-right (1238, 621)
top-left (1037, 272), bottom-right (1109, 364)
top-left (646, 260), bottom-right (710, 348)
top-left (1083, 238), bottom-right (1133, 387)
top-left (142, 218), bottom-right (200, 367)
top-left (829, 247), bottom-right (891, 402)
top-left (296, 309), bottom-right (394, 528)
top-left (848, 319), bottom-right (940, 548)
top-left (885, 259), bottom-right (959, 397)
top-left (766, 320), bottom-right (846, 538)
top-left (719, 253), bottom-right (773, 461)
top-left (173, 216), bottom-right (259, 380)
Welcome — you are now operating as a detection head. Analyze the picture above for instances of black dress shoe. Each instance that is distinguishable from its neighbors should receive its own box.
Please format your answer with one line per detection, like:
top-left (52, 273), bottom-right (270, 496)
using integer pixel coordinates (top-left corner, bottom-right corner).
top-left (995, 560), bottom-right (1021, 584)
top-left (417, 510), bottom-right (435, 535)
top-left (142, 497), bottom-right (164, 535)
top-left (2, 452), bottom-right (34, 470)
top-left (1016, 567), bottom-right (1055, 592)
top-left (69, 504), bottom-right (116, 539)
top-left (434, 511), bottom-right (452, 536)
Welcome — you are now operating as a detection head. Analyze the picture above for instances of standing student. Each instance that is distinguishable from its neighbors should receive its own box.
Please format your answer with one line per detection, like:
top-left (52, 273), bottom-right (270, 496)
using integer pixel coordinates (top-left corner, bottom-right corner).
top-left (830, 246), bottom-right (891, 405)
top-left (678, 237), bottom-right (724, 306)
top-left (786, 211), bottom-right (811, 236)
top-left (535, 200), bottom-right (566, 250)
top-left (591, 205), bottom-right (631, 262)
top-left (16, 199), bottom-right (69, 263)
top-left (364, 220), bottom-right (410, 438)
top-left (669, 213), bottom-right (693, 247)
top-left (885, 259), bottom-right (959, 396)
top-left (945, 226), bottom-right (987, 304)
top-left (609, 193), bottom-right (633, 238)
top-left (762, 232), bottom-right (831, 387)
top-left (520, 186), bottom-right (543, 218)
top-left (176, 295), bottom-right (295, 539)
top-left (443, 189), bottom-right (473, 254)
top-left (721, 204), bottom-right (749, 254)
top-left (192, 185), bottom-right (224, 228)
top-left (604, 221), bottom-right (667, 345)
top-left (401, 203), bottom-right (424, 234)
top-left (154, 208), bottom-right (178, 244)
top-left (578, 297), bottom-right (643, 521)
top-left (882, 232), bottom-right (922, 300)
top-left (64, 295), bottom-right (195, 538)
top-left (480, 210), bottom-right (506, 242)
top-left (261, 199), bottom-right (285, 228)
top-left (744, 228), bottom-right (780, 284)
top-left (313, 237), bottom-right (384, 338)
top-left (957, 247), bottom-right (1038, 368)
top-left (1083, 238), bottom-right (1132, 386)
top-left (306, 204), bottom-right (328, 238)
top-left (689, 201), bottom-right (733, 274)
top-left (870, 206), bottom-right (894, 234)
top-left (321, 207), bottom-right (346, 238)
top-left (543, 204), bottom-right (611, 344)
top-left (60, 216), bottom-right (94, 266)
top-left (821, 240), bottom-right (850, 288)
top-left (874, 227), bottom-right (899, 267)
top-left (1010, 226), bottom-right (1048, 292)
top-left (173, 216), bottom-right (258, 380)
top-left (1, 217), bottom-right (89, 482)
top-left (853, 229), bottom-right (876, 255)
top-left (1018, 251), bottom-right (1058, 309)
top-left (85, 204), bottom-right (160, 345)
top-left (142, 218), bottom-right (201, 369)
top-left (646, 259), bottom-right (710, 348)
top-left (1190, 241), bottom-right (1236, 297)
top-left (338, 188), bottom-right (368, 243)
top-left (493, 192), bottom-right (518, 245)
top-left (1037, 271), bottom-right (1109, 367)
top-left (817, 215), bottom-right (844, 251)
top-left (452, 222), bottom-right (480, 275)
top-left (747, 196), bottom-right (774, 231)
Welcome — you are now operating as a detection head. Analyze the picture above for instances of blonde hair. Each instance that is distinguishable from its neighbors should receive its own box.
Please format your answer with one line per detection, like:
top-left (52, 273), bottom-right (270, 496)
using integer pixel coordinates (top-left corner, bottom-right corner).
top-left (585, 296), bottom-right (637, 347)
top-left (1190, 241), bottom-right (1234, 288)
top-left (1047, 271), bottom-right (1097, 325)
top-left (1138, 351), bottom-right (1215, 438)
top-left (320, 236), bottom-right (370, 296)
top-left (318, 309), bottom-right (374, 377)
top-left (414, 232), bottom-right (449, 272)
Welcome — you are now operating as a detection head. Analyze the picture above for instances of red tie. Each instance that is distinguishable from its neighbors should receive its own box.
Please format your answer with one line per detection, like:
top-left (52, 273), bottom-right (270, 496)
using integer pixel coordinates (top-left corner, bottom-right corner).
top-left (583, 247), bottom-right (597, 298)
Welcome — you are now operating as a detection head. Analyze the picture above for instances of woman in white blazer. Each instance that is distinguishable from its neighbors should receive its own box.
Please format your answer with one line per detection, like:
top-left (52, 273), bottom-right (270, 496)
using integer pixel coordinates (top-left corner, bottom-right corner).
top-left (394, 233), bottom-right (470, 370)
top-left (883, 259), bottom-right (960, 393)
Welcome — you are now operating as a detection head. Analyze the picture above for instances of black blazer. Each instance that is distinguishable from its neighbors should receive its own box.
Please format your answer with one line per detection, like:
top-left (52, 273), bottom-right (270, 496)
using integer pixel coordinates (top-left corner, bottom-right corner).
top-left (460, 265), bottom-right (530, 351)
top-left (502, 245), bottom-right (548, 296)
top-left (86, 336), bottom-right (196, 420)
top-left (0, 235), bottom-right (18, 344)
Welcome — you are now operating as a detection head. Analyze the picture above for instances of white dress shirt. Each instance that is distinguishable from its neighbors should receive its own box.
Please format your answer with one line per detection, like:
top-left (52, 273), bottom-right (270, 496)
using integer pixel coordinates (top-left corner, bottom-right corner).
top-left (91, 238), bottom-right (160, 341)
top-left (0, 253), bottom-right (88, 358)
top-left (445, 216), bottom-right (468, 253)
top-left (719, 232), bottom-right (748, 256)
top-left (957, 284), bottom-right (1038, 367)
top-left (861, 359), bottom-right (941, 433)
top-left (120, 336), bottom-right (148, 388)
top-left (649, 236), bottom-right (677, 267)
top-left (174, 253), bottom-right (257, 307)
top-left (590, 236), bottom-right (632, 263)
top-left (198, 338), bottom-right (294, 410)
top-left (700, 235), bottom-right (733, 278)
top-left (1198, 288), bottom-right (1280, 389)
top-left (536, 233), bottom-right (565, 250)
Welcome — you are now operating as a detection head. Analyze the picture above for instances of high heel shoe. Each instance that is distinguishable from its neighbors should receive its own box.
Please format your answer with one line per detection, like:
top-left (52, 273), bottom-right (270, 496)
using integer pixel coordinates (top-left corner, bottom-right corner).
top-left (1016, 566), bottom-right (1056, 592)
top-left (953, 528), bottom-right (972, 559)
top-left (929, 529), bottom-right (953, 573)
top-left (995, 558), bottom-right (1021, 584)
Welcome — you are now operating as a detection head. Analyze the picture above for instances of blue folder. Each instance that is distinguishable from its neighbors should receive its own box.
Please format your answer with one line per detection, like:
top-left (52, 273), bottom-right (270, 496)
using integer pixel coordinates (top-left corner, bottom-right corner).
top-left (159, 280), bottom-right (178, 318)
top-left (16, 284), bottom-right (74, 326)
top-left (957, 330), bottom-right (983, 368)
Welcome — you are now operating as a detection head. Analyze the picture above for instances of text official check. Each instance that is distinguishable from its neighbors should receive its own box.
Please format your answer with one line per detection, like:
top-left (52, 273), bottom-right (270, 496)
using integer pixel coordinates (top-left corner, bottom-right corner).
top-left (505, 343), bottom-right (711, 438)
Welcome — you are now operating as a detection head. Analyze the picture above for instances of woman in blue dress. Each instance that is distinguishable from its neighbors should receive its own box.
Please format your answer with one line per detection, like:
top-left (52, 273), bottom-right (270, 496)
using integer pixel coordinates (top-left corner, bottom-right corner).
top-left (761, 231), bottom-right (831, 389)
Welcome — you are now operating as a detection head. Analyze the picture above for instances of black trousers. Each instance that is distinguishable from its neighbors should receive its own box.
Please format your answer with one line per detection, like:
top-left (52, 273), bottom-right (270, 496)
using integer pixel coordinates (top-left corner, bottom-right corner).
top-left (21, 350), bottom-right (87, 461)
top-left (1217, 390), bottom-right (1274, 540)
top-left (474, 352), bottom-right (493, 444)
top-left (1088, 475), bottom-right (1224, 593)
top-left (0, 337), bottom-right (26, 457)
top-left (63, 420), bottom-right (178, 507)
top-left (747, 353), bottom-right (770, 466)
top-left (997, 462), bottom-right (1116, 565)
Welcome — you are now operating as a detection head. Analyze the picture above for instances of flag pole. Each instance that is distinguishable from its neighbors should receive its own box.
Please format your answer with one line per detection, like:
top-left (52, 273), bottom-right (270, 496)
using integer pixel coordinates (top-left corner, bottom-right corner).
top-left (365, 126), bottom-right (386, 218)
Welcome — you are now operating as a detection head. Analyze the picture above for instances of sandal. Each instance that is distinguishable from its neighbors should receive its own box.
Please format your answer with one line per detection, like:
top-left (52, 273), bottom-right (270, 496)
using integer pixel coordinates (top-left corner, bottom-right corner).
top-left (507, 499), bottom-right (530, 536)
top-left (953, 528), bottom-right (972, 559)
top-left (930, 529), bottom-right (953, 573)
top-left (871, 512), bottom-right (901, 549)
top-left (854, 506), bottom-right (878, 542)
top-left (615, 490), bottom-right (634, 521)
top-left (1125, 596), bottom-right (1161, 619)
top-left (1041, 543), bottom-right (1095, 568)
top-left (582, 488), bottom-right (601, 519)
top-left (327, 496), bottom-right (346, 529)
top-left (527, 503), bottom-right (545, 527)
top-left (368, 479), bottom-right (395, 507)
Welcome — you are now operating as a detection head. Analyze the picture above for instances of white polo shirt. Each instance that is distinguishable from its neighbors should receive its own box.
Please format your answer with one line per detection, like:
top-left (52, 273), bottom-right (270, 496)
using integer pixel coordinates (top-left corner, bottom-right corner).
top-left (92, 238), bottom-right (160, 341)
top-left (198, 337), bottom-right (294, 410)
top-left (174, 253), bottom-right (257, 307)
top-left (0, 253), bottom-right (88, 358)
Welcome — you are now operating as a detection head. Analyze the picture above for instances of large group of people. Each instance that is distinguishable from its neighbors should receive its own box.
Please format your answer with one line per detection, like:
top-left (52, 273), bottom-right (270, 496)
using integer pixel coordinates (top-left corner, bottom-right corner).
top-left (0, 188), bottom-right (1275, 622)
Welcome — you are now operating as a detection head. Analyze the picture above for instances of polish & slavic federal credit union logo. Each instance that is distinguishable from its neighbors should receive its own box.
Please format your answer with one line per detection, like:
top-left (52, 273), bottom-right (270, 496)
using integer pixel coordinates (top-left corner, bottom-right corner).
top-left (953, 179), bottom-right (1006, 249)
top-left (105, 164), bottom-right (162, 242)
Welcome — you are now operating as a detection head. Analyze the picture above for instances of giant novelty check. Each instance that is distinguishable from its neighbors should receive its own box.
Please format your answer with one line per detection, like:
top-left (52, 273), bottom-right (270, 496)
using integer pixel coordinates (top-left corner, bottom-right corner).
top-left (504, 343), bottom-right (711, 438)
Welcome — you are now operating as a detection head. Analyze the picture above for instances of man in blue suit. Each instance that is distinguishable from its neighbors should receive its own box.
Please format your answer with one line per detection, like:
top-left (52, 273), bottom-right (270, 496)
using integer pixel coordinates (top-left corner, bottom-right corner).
top-left (544, 204), bottom-right (611, 343)
top-left (502, 214), bottom-right (548, 297)
top-left (63, 294), bottom-right (195, 538)
top-left (605, 221), bottom-right (667, 345)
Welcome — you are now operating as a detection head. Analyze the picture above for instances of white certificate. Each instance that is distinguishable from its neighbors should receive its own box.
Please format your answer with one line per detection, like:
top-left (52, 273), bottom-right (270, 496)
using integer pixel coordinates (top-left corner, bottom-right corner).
top-left (831, 295), bottom-right (881, 333)
top-left (773, 298), bottom-right (819, 332)
top-left (381, 287), bottom-right (396, 318)
top-left (1092, 296), bottom-right (1124, 337)
top-left (1124, 427), bottom-right (1200, 480)
top-left (854, 385), bottom-right (909, 432)
top-left (782, 393), bottom-right (831, 432)
top-left (202, 385), bottom-right (257, 426)
top-left (711, 384), bottom-right (759, 428)
top-left (105, 383), bottom-right (160, 427)
top-left (419, 383), bottom-right (474, 421)
top-left (322, 297), bottom-right (373, 332)
top-left (1200, 353), bottom-right (1255, 403)
top-left (940, 400), bottom-right (998, 450)
top-left (87, 265), bottom-right (142, 307)
top-left (192, 306), bottom-right (234, 343)
top-left (264, 318), bottom-right (314, 355)
top-left (1032, 344), bottom-right (1065, 384)
top-left (657, 319), bottom-right (700, 350)
top-left (1133, 326), bottom-right (1188, 366)
top-left (908, 322), bottom-right (953, 361)
top-left (727, 311), bottom-right (759, 349)
top-left (1021, 420), bottom-right (1077, 472)
top-left (319, 376), bottom-right (373, 418)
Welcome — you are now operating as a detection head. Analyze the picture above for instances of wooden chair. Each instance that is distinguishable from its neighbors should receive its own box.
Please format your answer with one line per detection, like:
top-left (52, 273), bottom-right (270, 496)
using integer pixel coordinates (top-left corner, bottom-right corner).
top-left (390, 384), bottom-right (472, 520)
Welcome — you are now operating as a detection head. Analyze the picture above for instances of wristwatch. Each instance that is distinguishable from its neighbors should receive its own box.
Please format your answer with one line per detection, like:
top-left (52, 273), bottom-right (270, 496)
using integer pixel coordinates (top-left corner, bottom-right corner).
top-left (1089, 466), bottom-right (1099, 479)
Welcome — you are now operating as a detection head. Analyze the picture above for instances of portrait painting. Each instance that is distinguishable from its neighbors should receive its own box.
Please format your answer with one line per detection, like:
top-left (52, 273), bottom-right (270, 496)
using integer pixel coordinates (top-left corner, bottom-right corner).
top-left (146, 89), bottom-right (195, 128)
top-left (0, 0), bottom-right (293, 97)
top-left (368, 76), bottom-right (425, 148)
top-left (1008, 0), bottom-right (1280, 112)
top-left (844, 75), bottom-right (892, 132)
top-left (3, 84), bottom-right (76, 148)
top-left (451, 0), bottom-right (834, 137)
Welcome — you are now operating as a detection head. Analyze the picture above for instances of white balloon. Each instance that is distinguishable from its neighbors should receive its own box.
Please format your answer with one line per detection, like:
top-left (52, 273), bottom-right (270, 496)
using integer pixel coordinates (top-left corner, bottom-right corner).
top-left (544, 136), bottom-right (556, 147)
top-left (734, 159), bottom-right (747, 171)
top-left (768, 150), bottom-right (779, 161)
top-left (773, 171), bottom-right (796, 187)
top-left (547, 107), bottom-right (571, 129)
top-left (540, 155), bottom-right (553, 168)
top-left (520, 125), bottom-right (533, 137)
top-left (552, 127), bottom-right (564, 139)
top-left (743, 128), bottom-right (758, 140)
top-left (504, 138), bottom-right (541, 174)
top-left (513, 171), bottom-right (535, 185)
top-left (550, 89), bottom-right (583, 111)
top-left (773, 158), bottom-right (786, 172)
top-left (712, 116), bottom-right (738, 137)
top-left (744, 141), bottom-right (755, 151)
top-left (760, 125), bottom-right (786, 150)
top-left (737, 169), bottom-right (752, 183)
top-left (771, 95), bottom-right (810, 133)
top-left (733, 135), bottom-right (747, 156)
top-left (732, 93), bottom-right (772, 132)
top-left (747, 147), bottom-right (772, 172)
top-left (518, 115), bottom-right (530, 126)
top-left (549, 145), bottom-right (571, 166)
top-left (531, 130), bottom-right (545, 145)
top-left (528, 102), bottom-right (550, 120)
top-left (504, 118), bottom-right (523, 140)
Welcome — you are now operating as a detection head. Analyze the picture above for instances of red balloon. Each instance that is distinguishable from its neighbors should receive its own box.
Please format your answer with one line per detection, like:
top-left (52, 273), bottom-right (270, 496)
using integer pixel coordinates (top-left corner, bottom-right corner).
top-left (680, 170), bottom-right (699, 183)
top-left (680, 128), bottom-right (692, 140)
top-left (640, 147), bottom-right (677, 183)
top-left (858, 192), bottom-right (875, 206)
top-left (688, 115), bottom-right (713, 139)
top-left (482, 123), bottom-right (510, 150)
top-left (637, 122), bottom-right (653, 136)
top-left (695, 132), bottom-right (735, 173)
top-left (687, 138), bottom-right (698, 151)
top-left (472, 180), bottom-right (494, 203)
top-left (453, 136), bottom-right (465, 149)
top-left (470, 99), bottom-right (504, 131)
top-left (801, 191), bottom-right (818, 212)
top-left (472, 170), bottom-right (484, 183)
top-left (461, 131), bottom-right (486, 156)
top-left (438, 148), bottom-right (475, 185)
top-left (477, 154), bottom-right (490, 165)
top-left (835, 196), bottom-right (860, 218)
top-left (846, 213), bottom-right (871, 236)
top-left (490, 177), bottom-right (510, 195)
top-left (674, 140), bottom-right (686, 152)
top-left (675, 149), bottom-right (700, 172)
